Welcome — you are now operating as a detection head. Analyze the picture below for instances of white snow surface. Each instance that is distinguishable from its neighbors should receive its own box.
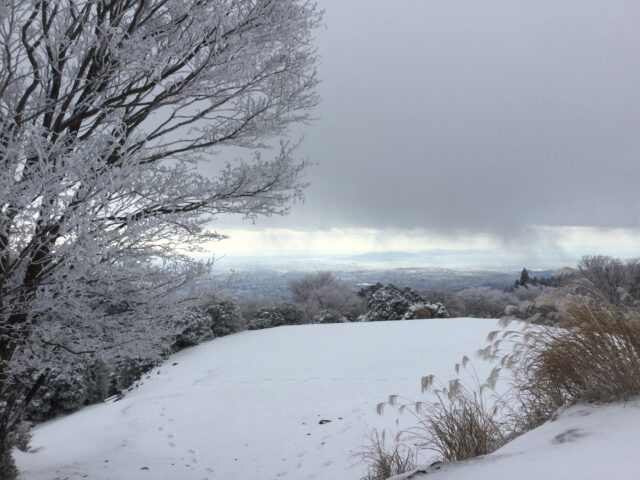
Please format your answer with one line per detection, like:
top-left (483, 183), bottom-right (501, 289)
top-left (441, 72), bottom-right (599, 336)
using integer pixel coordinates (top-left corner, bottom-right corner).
top-left (16, 318), bottom-right (505, 480)
top-left (394, 400), bottom-right (640, 480)
top-left (15, 318), bottom-right (640, 480)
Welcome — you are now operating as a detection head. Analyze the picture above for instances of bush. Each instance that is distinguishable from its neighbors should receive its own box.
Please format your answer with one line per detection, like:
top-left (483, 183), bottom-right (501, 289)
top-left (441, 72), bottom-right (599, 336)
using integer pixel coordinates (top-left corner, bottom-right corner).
top-left (109, 357), bottom-right (157, 394)
top-left (248, 303), bottom-right (305, 330)
top-left (7, 422), bottom-right (31, 453)
top-left (206, 301), bottom-right (243, 337)
top-left (313, 310), bottom-right (348, 324)
top-left (359, 284), bottom-right (448, 321)
top-left (173, 301), bottom-right (244, 350)
top-left (238, 296), bottom-right (279, 327)
top-left (172, 309), bottom-right (215, 350)
top-left (403, 303), bottom-right (448, 320)
top-left (447, 287), bottom-right (519, 319)
top-left (360, 429), bottom-right (417, 480)
top-left (0, 446), bottom-right (18, 480)
top-left (23, 359), bottom-right (110, 422)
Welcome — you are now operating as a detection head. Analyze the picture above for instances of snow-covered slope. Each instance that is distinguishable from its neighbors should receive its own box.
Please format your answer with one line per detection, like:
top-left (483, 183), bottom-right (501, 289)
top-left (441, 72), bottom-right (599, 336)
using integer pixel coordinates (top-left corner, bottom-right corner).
top-left (15, 318), bottom-right (504, 480)
top-left (396, 401), bottom-right (640, 480)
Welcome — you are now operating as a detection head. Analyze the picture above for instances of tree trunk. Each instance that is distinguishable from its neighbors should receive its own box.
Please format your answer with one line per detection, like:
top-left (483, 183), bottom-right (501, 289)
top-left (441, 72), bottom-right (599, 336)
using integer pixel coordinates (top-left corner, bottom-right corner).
top-left (0, 428), bottom-right (18, 480)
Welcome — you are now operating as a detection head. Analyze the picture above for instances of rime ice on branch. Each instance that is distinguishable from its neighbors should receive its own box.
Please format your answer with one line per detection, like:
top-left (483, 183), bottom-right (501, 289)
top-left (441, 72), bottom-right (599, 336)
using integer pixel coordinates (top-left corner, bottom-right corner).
top-left (0, 0), bottom-right (321, 471)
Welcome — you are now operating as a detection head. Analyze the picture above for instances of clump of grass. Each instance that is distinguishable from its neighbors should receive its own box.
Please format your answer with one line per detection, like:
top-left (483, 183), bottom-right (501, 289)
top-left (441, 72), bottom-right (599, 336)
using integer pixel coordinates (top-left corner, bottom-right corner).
top-left (367, 300), bottom-right (640, 475)
top-left (484, 301), bottom-right (640, 431)
top-left (377, 358), bottom-right (508, 463)
top-left (413, 377), bottom-right (506, 462)
top-left (360, 429), bottom-right (417, 480)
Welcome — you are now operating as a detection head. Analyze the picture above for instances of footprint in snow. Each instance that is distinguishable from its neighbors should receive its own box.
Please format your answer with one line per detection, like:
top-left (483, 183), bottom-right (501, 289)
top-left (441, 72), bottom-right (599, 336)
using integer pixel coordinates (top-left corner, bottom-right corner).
top-left (552, 428), bottom-right (589, 444)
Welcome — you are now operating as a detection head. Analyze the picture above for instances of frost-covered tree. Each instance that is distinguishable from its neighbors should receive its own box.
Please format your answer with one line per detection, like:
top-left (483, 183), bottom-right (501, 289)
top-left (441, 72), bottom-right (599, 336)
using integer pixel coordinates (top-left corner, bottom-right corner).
top-left (288, 271), bottom-right (364, 322)
top-left (0, 0), bottom-right (320, 474)
top-left (247, 302), bottom-right (304, 330)
top-left (578, 256), bottom-right (630, 305)
top-left (448, 287), bottom-right (519, 319)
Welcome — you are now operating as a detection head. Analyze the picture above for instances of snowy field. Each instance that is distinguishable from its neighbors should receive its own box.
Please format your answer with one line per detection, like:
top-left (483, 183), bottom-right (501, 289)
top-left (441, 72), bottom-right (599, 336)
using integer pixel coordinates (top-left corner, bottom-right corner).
top-left (15, 318), bottom-right (505, 480)
top-left (15, 318), bottom-right (640, 480)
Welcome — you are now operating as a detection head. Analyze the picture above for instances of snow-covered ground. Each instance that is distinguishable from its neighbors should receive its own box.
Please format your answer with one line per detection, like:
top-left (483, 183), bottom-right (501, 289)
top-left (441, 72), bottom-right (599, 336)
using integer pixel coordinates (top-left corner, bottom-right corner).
top-left (395, 400), bottom-right (640, 480)
top-left (15, 318), bottom-right (505, 480)
top-left (15, 318), bottom-right (640, 480)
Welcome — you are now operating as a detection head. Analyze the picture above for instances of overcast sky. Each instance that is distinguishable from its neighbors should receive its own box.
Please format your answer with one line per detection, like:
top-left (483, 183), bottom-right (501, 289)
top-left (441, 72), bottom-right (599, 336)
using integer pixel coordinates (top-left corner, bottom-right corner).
top-left (211, 0), bottom-right (640, 266)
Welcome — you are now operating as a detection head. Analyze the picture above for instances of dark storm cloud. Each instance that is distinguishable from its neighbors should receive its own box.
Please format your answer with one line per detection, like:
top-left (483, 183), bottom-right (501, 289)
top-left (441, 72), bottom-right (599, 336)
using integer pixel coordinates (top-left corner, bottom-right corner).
top-left (220, 0), bottom-right (640, 235)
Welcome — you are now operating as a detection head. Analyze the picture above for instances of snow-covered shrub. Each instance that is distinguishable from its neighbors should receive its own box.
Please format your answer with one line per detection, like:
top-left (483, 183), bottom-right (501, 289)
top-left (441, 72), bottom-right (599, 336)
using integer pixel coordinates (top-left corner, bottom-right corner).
top-left (173, 309), bottom-right (215, 350)
top-left (447, 287), bottom-right (518, 319)
top-left (357, 283), bottom-right (385, 303)
top-left (23, 360), bottom-right (110, 422)
top-left (502, 286), bottom-right (574, 326)
top-left (289, 272), bottom-right (365, 322)
top-left (85, 359), bottom-right (111, 404)
top-left (511, 285), bottom-right (547, 302)
top-left (403, 302), bottom-right (448, 320)
top-left (109, 357), bottom-right (157, 395)
top-left (7, 422), bottom-right (31, 453)
top-left (25, 370), bottom-right (87, 422)
top-left (238, 297), bottom-right (280, 326)
top-left (248, 303), bottom-right (305, 330)
top-left (359, 284), bottom-right (448, 321)
top-left (313, 310), bottom-right (348, 324)
top-left (0, 447), bottom-right (18, 480)
top-left (173, 301), bottom-right (244, 350)
top-left (506, 302), bottom-right (560, 326)
top-left (206, 301), bottom-right (243, 337)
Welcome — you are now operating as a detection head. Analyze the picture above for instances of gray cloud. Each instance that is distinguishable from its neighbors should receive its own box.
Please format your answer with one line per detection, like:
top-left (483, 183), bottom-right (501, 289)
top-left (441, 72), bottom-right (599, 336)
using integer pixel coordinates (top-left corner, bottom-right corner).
top-left (217, 0), bottom-right (640, 236)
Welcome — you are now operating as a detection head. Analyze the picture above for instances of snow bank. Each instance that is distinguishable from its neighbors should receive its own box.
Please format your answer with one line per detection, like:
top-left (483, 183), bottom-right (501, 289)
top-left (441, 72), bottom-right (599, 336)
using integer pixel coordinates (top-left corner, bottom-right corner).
top-left (396, 400), bottom-right (640, 480)
top-left (15, 318), bottom-right (504, 480)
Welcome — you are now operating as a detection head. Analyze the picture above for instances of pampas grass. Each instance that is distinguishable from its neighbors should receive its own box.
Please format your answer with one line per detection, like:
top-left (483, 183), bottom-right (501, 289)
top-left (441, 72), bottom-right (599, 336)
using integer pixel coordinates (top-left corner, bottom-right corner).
top-left (366, 299), bottom-right (640, 475)
top-left (359, 429), bottom-right (417, 480)
top-left (376, 360), bottom-right (508, 464)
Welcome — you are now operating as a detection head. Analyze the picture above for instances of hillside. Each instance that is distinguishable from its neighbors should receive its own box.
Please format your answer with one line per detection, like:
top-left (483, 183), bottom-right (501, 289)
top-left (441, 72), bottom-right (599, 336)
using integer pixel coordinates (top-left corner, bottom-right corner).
top-left (15, 319), bottom-right (505, 480)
